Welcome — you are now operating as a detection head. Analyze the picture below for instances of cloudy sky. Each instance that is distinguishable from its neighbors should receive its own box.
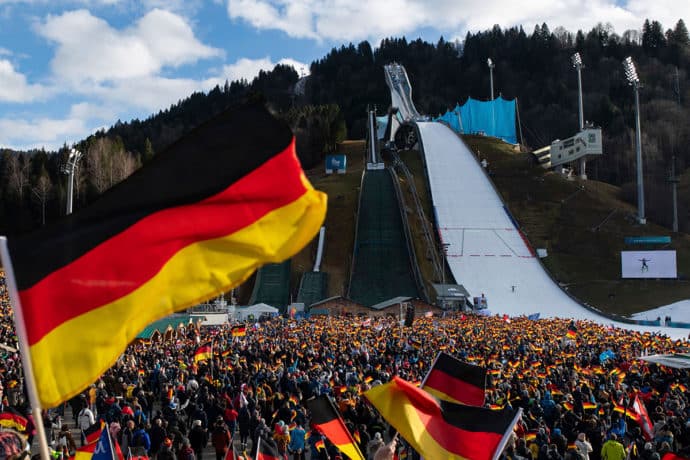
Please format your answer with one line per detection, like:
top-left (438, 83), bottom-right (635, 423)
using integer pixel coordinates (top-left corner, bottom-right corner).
top-left (0, 0), bottom-right (686, 151)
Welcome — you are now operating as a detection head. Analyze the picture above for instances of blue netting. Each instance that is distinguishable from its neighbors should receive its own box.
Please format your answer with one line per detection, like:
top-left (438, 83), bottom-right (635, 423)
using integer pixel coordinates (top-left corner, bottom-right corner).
top-left (435, 97), bottom-right (517, 144)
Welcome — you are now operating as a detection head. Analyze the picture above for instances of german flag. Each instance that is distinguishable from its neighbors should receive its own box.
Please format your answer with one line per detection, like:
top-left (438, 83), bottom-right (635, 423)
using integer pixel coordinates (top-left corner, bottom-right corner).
top-left (421, 352), bottom-right (486, 406)
top-left (194, 343), bottom-right (213, 363)
top-left (566, 321), bottom-right (577, 340)
top-left (4, 102), bottom-right (326, 407)
top-left (231, 325), bottom-right (247, 337)
top-left (83, 421), bottom-right (105, 444)
top-left (662, 454), bottom-right (690, 460)
top-left (365, 377), bottom-right (522, 460)
top-left (0, 411), bottom-right (28, 431)
top-left (306, 395), bottom-right (365, 460)
top-left (524, 431), bottom-right (537, 443)
top-left (256, 437), bottom-right (282, 460)
top-left (73, 439), bottom-right (98, 460)
top-left (583, 402), bottom-right (597, 411)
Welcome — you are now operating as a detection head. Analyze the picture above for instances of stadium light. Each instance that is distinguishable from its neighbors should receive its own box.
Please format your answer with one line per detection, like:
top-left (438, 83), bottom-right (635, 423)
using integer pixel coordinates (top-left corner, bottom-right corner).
top-left (571, 52), bottom-right (584, 131)
top-left (63, 148), bottom-right (83, 215)
top-left (487, 58), bottom-right (495, 101)
top-left (572, 52), bottom-right (586, 179)
top-left (623, 56), bottom-right (645, 224)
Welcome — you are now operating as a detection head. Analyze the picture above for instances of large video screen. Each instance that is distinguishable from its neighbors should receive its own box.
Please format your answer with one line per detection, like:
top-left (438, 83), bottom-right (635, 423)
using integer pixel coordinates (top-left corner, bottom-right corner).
top-left (621, 250), bottom-right (677, 279)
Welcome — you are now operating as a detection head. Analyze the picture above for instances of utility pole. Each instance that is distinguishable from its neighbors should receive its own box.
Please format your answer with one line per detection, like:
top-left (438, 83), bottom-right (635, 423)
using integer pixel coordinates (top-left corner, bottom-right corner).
top-left (487, 58), bottom-right (495, 101)
top-left (623, 56), bottom-right (645, 224)
top-left (675, 67), bottom-right (681, 106)
top-left (572, 52), bottom-right (586, 179)
top-left (669, 156), bottom-right (679, 232)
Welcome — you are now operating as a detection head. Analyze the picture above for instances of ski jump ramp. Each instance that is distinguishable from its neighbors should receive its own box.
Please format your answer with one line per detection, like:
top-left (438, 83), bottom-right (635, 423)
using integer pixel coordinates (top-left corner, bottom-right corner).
top-left (416, 121), bottom-right (689, 339)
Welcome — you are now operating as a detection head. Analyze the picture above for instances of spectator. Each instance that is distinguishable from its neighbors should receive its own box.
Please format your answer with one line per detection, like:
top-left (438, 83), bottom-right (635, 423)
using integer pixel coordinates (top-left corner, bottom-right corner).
top-left (210, 417), bottom-right (231, 460)
top-left (189, 420), bottom-right (208, 460)
top-left (601, 434), bottom-right (625, 460)
top-left (575, 433), bottom-right (593, 460)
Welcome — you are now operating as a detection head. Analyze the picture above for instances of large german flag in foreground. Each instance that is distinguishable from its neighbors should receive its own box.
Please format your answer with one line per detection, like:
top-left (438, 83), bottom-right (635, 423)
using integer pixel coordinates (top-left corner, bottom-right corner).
top-left (421, 352), bottom-right (486, 406)
top-left (306, 395), bottom-right (365, 460)
top-left (6, 102), bottom-right (326, 407)
top-left (365, 377), bottom-right (522, 460)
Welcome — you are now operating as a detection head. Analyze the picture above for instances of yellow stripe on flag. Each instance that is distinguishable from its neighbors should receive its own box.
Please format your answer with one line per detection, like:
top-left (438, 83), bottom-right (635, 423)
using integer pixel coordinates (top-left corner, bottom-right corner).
top-left (29, 191), bottom-right (325, 407)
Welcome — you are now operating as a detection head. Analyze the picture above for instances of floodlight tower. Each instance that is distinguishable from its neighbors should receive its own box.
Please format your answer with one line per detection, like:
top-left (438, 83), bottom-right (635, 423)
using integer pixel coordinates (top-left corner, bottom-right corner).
top-left (572, 52), bottom-right (587, 178)
top-left (487, 58), bottom-right (495, 100)
top-left (63, 148), bottom-right (83, 215)
top-left (623, 56), bottom-right (645, 224)
top-left (572, 52), bottom-right (584, 131)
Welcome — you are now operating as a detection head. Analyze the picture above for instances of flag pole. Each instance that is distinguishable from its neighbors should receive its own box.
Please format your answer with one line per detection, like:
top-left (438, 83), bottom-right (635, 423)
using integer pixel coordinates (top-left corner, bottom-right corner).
top-left (492, 408), bottom-right (523, 460)
top-left (419, 351), bottom-right (442, 389)
top-left (210, 339), bottom-right (214, 381)
top-left (0, 236), bottom-right (53, 460)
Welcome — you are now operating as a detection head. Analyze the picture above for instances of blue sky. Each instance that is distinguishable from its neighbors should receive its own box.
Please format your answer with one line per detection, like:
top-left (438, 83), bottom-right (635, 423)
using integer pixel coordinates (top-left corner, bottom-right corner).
top-left (0, 0), bottom-right (685, 151)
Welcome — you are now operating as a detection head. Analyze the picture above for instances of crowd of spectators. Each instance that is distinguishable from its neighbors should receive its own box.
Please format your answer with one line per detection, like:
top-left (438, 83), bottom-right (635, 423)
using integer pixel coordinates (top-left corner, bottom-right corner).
top-left (2, 271), bottom-right (690, 460)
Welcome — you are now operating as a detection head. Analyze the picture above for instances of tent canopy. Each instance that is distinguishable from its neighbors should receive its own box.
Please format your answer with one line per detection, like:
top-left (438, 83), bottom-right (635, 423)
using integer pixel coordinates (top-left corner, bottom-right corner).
top-left (638, 353), bottom-right (690, 369)
top-left (234, 303), bottom-right (279, 321)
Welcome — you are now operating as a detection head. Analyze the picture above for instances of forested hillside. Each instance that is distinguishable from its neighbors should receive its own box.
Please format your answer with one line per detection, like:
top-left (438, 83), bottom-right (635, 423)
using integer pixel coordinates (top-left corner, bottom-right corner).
top-left (1, 19), bottom-right (689, 234)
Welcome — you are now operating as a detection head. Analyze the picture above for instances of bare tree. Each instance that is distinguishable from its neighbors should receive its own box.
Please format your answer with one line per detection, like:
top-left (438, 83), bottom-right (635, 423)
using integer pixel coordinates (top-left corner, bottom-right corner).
top-left (87, 137), bottom-right (140, 195)
top-left (112, 149), bottom-right (140, 185)
top-left (31, 171), bottom-right (52, 226)
top-left (87, 137), bottom-right (111, 194)
top-left (6, 153), bottom-right (30, 201)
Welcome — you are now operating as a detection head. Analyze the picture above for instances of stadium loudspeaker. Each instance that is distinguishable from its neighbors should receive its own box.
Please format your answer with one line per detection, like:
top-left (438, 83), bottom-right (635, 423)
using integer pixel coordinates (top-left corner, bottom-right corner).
top-left (404, 304), bottom-right (415, 327)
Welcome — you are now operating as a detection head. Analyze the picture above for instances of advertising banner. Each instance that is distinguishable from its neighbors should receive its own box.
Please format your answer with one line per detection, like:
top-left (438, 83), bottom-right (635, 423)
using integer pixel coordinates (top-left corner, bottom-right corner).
top-left (621, 250), bottom-right (677, 278)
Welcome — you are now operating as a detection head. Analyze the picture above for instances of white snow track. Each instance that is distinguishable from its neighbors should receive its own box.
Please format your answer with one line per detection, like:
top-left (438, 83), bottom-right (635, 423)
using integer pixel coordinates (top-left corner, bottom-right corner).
top-left (416, 121), bottom-right (689, 339)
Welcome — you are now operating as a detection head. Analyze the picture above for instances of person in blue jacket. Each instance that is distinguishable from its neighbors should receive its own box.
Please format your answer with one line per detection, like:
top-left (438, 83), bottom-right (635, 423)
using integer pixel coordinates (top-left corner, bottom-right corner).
top-left (288, 422), bottom-right (306, 460)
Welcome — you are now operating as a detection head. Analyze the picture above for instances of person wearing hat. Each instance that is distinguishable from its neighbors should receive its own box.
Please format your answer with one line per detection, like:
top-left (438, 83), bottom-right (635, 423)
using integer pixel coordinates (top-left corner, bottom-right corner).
top-left (189, 420), bottom-right (207, 460)
top-left (157, 438), bottom-right (176, 460)
top-left (210, 417), bottom-right (231, 460)
top-left (575, 433), bottom-right (593, 460)
top-left (177, 438), bottom-right (195, 460)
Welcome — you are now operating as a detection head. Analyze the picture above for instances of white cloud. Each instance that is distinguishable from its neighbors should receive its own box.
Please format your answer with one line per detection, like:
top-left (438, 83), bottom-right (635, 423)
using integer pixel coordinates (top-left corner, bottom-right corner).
top-left (91, 75), bottom-right (208, 112)
top-left (0, 59), bottom-right (47, 102)
top-left (204, 56), bottom-right (309, 89)
top-left (225, 0), bottom-right (690, 42)
top-left (35, 8), bottom-right (222, 84)
top-left (0, 47), bottom-right (11, 56)
top-left (0, 115), bottom-right (87, 151)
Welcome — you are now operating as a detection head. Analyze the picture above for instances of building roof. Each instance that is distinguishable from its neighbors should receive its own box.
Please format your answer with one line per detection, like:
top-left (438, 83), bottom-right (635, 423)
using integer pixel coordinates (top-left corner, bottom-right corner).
top-left (368, 296), bottom-right (413, 311)
top-left (432, 284), bottom-right (470, 298)
top-left (308, 295), bottom-right (345, 309)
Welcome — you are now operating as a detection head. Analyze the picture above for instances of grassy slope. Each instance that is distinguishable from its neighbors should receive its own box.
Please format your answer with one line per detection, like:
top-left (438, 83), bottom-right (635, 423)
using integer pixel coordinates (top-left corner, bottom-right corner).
top-left (289, 141), bottom-right (365, 299)
top-left (462, 135), bottom-right (690, 316)
top-left (279, 135), bottom-right (690, 317)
